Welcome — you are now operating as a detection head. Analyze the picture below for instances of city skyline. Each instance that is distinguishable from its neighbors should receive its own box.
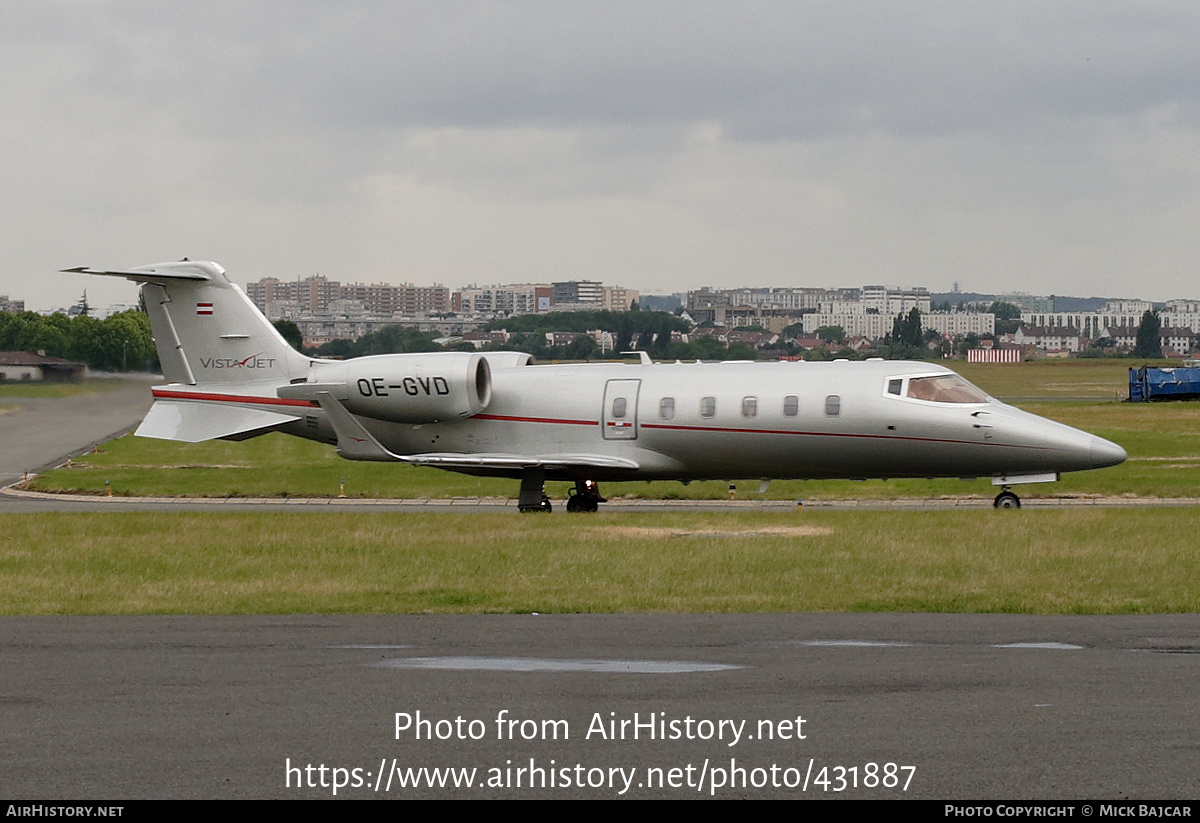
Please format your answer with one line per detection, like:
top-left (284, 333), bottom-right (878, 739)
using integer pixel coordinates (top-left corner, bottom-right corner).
top-left (12, 272), bottom-right (1193, 320)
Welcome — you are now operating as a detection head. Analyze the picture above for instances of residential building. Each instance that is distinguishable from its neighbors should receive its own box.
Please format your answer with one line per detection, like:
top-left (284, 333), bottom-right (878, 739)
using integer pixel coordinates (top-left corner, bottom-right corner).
top-left (601, 286), bottom-right (640, 312)
top-left (455, 284), bottom-right (553, 315)
top-left (552, 280), bottom-right (604, 305)
top-left (923, 312), bottom-right (996, 337)
top-left (860, 285), bottom-right (931, 316)
top-left (1020, 301), bottom-right (1154, 339)
top-left (1105, 326), bottom-right (1196, 354)
top-left (246, 275), bottom-right (450, 317)
top-left (1013, 326), bottom-right (1084, 353)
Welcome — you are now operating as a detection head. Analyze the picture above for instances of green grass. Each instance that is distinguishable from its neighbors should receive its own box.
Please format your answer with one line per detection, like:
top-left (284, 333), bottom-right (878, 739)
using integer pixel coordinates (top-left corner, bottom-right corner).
top-left (954, 358), bottom-right (1142, 399)
top-left (31, 433), bottom-right (511, 499)
top-left (0, 379), bottom-right (125, 398)
top-left (2, 509), bottom-right (1196, 614)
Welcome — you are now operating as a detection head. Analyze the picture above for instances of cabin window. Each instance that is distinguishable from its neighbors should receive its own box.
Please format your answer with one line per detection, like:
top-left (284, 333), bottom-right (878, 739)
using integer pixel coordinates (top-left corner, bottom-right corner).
top-left (887, 379), bottom-right (903, 396)
top-left (783, 395), bottom-right (799, 416)
top-left (906, 375), bottom-right (988, 403)
top-left (612, 397), bottom-right (627, 418)
top-left (825, 394), bottom-right (840, 416)
top-left (741, 396), bottom-right (757, 417)
top-left (700, 396), bottom-right (716, 418)
top-left (659, 397), bottom-right (675, 420)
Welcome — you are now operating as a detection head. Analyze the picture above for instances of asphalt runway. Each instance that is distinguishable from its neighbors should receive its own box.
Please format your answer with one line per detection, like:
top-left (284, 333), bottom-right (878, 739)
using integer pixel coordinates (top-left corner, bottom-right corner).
top-left (0, 377), bottom-right (154, 489)
top-left (2, 614), bottom-right (1198, 799)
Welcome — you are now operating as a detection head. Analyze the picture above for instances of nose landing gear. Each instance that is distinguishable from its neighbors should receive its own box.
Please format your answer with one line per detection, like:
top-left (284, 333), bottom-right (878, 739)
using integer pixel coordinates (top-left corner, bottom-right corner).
top-left (566, 479), bottom-right (606, 513)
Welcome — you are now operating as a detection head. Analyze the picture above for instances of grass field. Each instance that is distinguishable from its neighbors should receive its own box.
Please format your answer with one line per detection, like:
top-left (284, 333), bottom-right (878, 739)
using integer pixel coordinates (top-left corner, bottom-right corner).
top-left (26, 359), bottom-right (1200, 501)
top-left (3, 509), bottom-right (1196, 615)
top-left (954, 358), bottom-right (1140, 399)
top-left (8, 361), bottom-right (1200, 617)
top-left (0, 379), bottom-right (125, 399)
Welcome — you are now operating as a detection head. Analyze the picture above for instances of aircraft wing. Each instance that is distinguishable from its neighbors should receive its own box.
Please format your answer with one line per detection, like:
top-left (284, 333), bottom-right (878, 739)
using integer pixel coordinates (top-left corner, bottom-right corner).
top-left (314, 391), bottom-right (639, 471)
top-left (406, 453), bottom-right (640, 471)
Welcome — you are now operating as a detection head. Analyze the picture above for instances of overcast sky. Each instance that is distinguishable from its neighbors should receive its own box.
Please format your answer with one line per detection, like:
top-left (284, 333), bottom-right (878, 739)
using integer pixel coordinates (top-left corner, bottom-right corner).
top-left (4, 1), bottom-right (1200, 311)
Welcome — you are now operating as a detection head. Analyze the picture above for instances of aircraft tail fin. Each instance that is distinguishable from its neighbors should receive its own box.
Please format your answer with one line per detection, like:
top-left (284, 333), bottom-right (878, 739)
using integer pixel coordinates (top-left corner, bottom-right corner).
top-left (65, 261), bottom-right (311, 385)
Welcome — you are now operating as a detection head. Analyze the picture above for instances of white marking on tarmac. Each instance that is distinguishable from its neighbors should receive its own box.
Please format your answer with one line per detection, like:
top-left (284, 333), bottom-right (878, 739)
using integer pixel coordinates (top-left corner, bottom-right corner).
top-left (776, 639), bottom-right (1086, 651)
top-left (376, 656), bottom-right (745, 673)
top-left (993, 642), bottom-right (1083, 650)
top-left (335, 644), bottom-right (414, 649)
top-left (794, 640), bottom-right (916, 648)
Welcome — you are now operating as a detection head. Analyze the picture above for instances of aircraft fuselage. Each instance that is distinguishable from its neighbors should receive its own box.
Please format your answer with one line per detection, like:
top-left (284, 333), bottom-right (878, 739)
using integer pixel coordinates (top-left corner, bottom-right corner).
top-left (236, 358), bottom-right (1122, 483)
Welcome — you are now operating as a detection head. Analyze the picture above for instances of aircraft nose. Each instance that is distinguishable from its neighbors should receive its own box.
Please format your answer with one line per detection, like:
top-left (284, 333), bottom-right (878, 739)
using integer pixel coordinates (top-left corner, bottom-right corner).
top-left (1088, 436), bottom-right (1127, 469)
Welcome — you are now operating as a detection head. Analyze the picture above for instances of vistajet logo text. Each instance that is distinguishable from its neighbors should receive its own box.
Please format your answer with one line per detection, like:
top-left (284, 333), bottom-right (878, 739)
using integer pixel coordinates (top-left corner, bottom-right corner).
top-left (199, 353), bottom-right (278, 369)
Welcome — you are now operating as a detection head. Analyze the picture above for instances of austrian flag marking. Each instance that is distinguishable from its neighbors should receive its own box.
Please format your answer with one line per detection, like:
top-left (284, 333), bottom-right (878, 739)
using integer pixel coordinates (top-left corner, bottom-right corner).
top-left (196, 302), bottom-right (213, 315)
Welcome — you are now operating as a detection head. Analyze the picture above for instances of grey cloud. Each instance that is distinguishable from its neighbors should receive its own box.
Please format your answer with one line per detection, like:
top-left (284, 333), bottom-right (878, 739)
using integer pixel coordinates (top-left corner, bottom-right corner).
top-left (13, 1), bottom-right (1200, 142)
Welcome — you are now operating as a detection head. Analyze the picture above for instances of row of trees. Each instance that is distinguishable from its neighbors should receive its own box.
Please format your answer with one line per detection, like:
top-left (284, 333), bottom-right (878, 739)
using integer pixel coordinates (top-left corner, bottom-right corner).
top-left (309, 324), bottom-right (442, 358)
top-left (0, 310), bottom-right (156, 371)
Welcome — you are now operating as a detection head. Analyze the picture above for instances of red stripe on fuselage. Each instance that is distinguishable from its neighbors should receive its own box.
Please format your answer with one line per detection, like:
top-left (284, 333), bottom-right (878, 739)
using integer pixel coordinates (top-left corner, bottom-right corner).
top-left (151, 389), bottom-right (318, 408)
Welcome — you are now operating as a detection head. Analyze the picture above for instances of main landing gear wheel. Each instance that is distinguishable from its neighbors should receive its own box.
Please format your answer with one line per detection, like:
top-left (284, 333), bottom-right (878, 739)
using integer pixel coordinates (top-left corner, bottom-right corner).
top-left (566, 494), bottom-right (598, 513)
top-left (520, 495), bottom-right (553, 513)
top-left (566, 480), bottom-right (605, 513)
top-left (993, 490), bottom-right (1021, 509)
top-left (517, 469), bottom-right (552, 513)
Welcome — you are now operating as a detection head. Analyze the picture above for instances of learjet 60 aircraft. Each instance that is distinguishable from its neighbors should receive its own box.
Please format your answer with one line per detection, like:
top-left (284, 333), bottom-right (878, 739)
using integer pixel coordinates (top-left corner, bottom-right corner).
top-left (68, 261), bottom-right (1126, 510)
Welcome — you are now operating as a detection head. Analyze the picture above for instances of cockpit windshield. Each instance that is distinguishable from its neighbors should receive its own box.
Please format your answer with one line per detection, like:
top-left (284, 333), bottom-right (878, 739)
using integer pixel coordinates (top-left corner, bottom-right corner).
top-left (904, 374), bottom-right (989, 404)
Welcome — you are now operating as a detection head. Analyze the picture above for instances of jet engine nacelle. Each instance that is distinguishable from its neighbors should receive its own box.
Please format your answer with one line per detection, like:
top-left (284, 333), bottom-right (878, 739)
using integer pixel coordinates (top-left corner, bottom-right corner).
top-left (278, 352), bottom-right (491, 423)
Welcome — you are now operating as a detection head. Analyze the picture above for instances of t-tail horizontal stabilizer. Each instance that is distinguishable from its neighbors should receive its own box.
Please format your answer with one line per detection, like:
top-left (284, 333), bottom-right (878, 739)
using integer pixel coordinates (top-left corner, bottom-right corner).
top-left (61, 266), bottom-right (211, 282)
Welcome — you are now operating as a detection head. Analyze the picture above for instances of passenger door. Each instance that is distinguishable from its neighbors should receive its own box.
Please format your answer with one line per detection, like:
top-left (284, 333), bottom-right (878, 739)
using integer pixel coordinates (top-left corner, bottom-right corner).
top-left (601, 379), bottom-right (641, 440)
